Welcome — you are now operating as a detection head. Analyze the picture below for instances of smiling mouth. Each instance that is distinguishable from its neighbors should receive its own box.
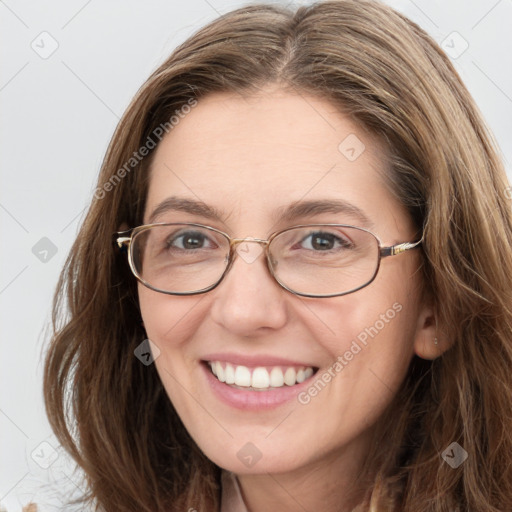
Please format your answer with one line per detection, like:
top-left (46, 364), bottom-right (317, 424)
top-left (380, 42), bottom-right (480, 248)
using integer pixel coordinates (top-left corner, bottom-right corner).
top-left (204, 360), bottom-right (319, 391)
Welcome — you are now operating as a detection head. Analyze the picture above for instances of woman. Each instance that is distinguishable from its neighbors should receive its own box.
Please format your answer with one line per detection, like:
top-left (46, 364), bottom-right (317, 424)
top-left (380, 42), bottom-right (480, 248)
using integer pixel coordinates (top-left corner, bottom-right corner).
top-left (43, 0), bottom-right (512, 510)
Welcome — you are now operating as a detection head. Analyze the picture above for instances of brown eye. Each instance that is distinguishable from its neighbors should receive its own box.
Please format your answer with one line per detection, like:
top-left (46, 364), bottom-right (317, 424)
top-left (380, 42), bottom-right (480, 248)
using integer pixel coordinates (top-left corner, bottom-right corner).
top-left (297, 231), bottom-right (353, 251)
top-left (166, 230), bottom-right (215, 251)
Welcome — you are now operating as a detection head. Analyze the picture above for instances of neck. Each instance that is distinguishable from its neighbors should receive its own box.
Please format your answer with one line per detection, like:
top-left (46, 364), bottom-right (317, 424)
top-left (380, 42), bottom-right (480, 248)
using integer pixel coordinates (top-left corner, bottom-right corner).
top-left (236, 430), bottom-right (374, 512)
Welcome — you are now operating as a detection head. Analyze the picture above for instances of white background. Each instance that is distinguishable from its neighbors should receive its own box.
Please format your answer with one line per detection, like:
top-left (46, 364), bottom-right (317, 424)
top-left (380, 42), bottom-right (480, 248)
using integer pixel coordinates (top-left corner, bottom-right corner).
top-left (1, 0), bottom-right (511, 509)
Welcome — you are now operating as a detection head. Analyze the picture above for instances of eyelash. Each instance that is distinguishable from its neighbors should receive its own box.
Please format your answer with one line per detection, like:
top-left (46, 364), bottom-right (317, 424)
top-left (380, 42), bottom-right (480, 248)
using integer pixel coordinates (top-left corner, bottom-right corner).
top-left (165, 229), bottom-right (353, 252)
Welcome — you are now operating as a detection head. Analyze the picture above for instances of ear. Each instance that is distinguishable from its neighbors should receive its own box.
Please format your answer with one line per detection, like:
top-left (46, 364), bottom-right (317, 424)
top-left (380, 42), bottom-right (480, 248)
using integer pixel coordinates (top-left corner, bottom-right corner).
top-left (118, 221), bottom-right (130, 231)
top-left (412, 303), bottom-right (452, 360)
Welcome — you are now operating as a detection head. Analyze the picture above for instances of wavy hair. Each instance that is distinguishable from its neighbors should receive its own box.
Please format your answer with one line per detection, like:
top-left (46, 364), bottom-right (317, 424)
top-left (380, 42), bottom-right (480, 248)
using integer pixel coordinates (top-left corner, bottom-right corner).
top-left (43, 0), bottom-right (512, 510)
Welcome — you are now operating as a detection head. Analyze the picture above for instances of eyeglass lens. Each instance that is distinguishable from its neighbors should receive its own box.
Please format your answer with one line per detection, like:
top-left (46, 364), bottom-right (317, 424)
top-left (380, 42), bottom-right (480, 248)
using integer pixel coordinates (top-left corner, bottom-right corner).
top-left (130, 224), bottom-right (380, 296)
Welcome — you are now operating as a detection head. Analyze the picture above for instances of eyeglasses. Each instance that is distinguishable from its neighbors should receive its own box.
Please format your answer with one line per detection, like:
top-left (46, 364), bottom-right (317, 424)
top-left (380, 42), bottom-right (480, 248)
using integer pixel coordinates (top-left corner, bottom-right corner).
top-left (115, 222), bottom-right (422, 298)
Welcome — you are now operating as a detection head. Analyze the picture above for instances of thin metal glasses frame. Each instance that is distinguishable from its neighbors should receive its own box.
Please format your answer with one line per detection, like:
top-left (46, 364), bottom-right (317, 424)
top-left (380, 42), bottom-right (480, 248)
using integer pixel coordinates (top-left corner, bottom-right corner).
top-left (115, 222), bottom-right (422, 298)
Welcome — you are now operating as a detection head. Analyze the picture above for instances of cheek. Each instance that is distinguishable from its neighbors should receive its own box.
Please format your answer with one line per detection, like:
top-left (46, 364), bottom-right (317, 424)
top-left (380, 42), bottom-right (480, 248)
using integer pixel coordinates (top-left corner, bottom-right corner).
top-left (298, 295), bottom-right (418, 430)
top-left (303, 274), bottom-right (420, 377)
top-left (138, 286), bottom-right (203, 415)
top-left (306, 296), bottom-right (412, 349)
top-left (138, 284), bottom-right (202, 347)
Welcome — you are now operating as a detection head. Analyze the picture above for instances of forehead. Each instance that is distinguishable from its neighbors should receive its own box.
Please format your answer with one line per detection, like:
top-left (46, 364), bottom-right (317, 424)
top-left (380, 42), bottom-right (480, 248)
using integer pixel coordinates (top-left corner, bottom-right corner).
top-left (144, 88), bottom-right (412, 238)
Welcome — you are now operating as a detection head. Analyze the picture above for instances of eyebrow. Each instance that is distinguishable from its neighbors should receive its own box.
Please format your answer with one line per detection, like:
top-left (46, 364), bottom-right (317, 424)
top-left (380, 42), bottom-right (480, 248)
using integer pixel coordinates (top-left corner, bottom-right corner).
top-left (147, 196), bottom-right (374, 229)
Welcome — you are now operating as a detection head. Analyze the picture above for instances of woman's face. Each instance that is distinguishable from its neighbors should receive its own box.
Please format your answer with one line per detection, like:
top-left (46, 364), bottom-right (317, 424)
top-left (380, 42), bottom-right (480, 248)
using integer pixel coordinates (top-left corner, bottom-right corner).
top-left (138, 87), bottom-right (435, 476)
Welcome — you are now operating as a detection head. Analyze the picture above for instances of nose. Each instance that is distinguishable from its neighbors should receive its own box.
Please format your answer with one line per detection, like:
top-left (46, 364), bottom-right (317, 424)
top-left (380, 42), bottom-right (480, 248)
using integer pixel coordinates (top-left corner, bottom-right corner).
top-left (208, 239), bottom-right (288, 335)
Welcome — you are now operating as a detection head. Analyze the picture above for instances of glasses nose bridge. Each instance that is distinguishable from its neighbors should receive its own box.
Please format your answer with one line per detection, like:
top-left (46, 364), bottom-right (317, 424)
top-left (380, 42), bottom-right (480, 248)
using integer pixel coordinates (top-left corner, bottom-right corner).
top-left (227, 237), bottom-right (274, 270)
top-left (229, 236), bottom-right (270, 250)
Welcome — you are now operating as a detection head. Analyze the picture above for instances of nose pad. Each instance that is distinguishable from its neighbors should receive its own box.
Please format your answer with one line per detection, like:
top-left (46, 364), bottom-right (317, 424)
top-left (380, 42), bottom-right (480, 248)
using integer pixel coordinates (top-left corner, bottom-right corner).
top-left (234, 238), bottom-right (265, 265)
top-left (220, 239), bottom-right (280, 289)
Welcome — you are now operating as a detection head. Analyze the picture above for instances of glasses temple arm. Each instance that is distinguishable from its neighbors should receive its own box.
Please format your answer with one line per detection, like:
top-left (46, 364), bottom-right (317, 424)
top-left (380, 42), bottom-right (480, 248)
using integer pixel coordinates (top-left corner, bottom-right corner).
top-left (380, 239), bottom-right (423, 257)
top-left (114, 229), bottom-right (133, 253)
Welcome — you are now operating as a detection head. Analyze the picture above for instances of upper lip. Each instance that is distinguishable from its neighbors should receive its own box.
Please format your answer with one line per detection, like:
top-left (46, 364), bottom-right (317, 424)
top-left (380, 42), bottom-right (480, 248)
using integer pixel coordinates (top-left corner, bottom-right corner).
top-left (202, 352), bottom-right (318, 368)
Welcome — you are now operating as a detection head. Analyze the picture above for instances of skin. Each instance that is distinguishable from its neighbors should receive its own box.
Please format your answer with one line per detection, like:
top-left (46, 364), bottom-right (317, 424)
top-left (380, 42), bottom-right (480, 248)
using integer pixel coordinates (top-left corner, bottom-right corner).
top-left (137, 85), bottom-right (446, 511)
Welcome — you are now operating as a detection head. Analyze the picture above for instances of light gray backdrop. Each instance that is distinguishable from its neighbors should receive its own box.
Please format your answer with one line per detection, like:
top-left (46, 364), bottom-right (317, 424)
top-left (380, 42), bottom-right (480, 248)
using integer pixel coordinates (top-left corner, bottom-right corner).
top-left (1, 0), bottom-right (511, 510)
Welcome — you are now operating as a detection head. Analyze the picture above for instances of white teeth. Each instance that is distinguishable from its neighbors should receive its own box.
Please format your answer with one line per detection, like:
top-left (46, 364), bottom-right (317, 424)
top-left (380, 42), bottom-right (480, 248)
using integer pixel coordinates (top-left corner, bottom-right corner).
top-left (251, 367), bottom-right (270, 389)
top-left (234, 365), bottom-right (251, 387)
top-left (283, 367), bottom-right (297, 386)
top-left (269, 367), bottom-right (284, 387)
top-left (225, 363), bottom-right (235, 384)
top-left (214, 361), bottom-right (225, 382)
top-left (208, 361), bottom-right (315, 389)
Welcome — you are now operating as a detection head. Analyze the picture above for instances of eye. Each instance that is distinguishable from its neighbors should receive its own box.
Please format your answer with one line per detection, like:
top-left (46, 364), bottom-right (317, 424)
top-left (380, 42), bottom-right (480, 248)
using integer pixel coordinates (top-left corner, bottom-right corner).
top-left (166, 230), bottom-right (217, 250)
top-left (298, 231), bottom-right (353, 251)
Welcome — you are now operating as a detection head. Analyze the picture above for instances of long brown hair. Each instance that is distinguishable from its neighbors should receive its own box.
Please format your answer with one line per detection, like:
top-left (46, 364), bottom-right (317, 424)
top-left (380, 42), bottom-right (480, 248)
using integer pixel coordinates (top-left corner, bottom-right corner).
top-left (43, 1), bottom-right (512, 510)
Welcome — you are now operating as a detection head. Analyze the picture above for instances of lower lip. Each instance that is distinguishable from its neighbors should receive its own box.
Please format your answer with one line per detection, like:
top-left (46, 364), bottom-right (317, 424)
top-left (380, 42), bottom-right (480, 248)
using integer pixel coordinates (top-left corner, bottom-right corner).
top-left (201, 362), bottom-right (317, 410)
